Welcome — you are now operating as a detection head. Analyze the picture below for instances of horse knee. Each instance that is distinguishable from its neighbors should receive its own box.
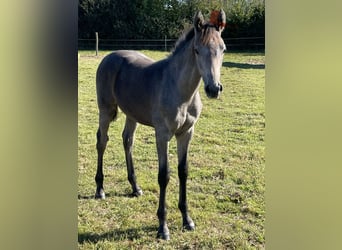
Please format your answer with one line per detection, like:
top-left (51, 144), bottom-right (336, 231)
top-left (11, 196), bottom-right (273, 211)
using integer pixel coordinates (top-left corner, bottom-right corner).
top-left (178, 167), bottom-right (188, 180)
top-left (178, 164), bottom-right (188, 182)
top-left (158, 168), bottom-right (170, 188)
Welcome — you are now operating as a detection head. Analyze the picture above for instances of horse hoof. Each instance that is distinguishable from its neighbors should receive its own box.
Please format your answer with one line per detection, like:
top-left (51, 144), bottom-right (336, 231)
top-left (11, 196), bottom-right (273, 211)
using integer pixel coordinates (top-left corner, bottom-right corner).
top-left (183, 218), bottom-right (195, 231)
top-left (157, 226), bottom-right (170, 240)
top-left (183, 222), bottom-right (195, 231)
top-left (95, 189), bottom-right (105, 199)
top-left (157, 231), bottom-right (170, 240)
top-left (132, 189), bottom-right (143, 197)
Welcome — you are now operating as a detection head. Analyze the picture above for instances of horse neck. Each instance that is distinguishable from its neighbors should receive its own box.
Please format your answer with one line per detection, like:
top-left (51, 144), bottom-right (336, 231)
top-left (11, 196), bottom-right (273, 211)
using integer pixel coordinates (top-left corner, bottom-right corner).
top-left (168, 39), bottom-right (201, 102)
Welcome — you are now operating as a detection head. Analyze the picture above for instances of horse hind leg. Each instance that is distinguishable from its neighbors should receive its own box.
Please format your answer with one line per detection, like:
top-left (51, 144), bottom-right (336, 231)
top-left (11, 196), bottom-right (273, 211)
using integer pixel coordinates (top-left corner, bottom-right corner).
top-left (122, 117), bottom-right (143, 197)
top-left (95, 106), bottom-right (118, 199)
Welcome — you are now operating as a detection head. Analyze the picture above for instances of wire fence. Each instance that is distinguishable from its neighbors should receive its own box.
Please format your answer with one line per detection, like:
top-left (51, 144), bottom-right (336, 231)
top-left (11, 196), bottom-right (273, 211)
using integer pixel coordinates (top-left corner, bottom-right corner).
top-left (78, 36), bottom-right (264, 51)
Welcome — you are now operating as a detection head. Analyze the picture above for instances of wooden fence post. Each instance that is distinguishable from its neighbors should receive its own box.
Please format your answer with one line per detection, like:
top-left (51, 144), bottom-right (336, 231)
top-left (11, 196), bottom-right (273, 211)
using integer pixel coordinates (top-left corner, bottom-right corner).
top-left (95, 32), bottom-right (99, 56)
top-left (165, 36), bottom-right (167, 51)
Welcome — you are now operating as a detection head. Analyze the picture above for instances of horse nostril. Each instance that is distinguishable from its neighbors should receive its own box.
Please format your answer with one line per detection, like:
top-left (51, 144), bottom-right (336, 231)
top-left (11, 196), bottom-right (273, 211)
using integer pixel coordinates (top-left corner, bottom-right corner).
top-left (218, 83), bottom-right (223, 92)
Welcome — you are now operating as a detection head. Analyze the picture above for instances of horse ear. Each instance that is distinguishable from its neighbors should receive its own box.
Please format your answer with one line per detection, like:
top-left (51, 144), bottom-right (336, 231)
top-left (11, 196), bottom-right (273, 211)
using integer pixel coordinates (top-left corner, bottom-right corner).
top-left (194, 11), bottom-right (204, 32)
top-left (218, 9), bottom-right (226, 32)
top-left (210, 9), bottom-right (226, 32)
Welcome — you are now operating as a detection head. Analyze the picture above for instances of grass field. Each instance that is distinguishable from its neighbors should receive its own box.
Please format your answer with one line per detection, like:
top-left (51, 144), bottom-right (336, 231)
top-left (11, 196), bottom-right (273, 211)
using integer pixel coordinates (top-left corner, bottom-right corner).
top-left (78, 50), bottom-right (265, 249)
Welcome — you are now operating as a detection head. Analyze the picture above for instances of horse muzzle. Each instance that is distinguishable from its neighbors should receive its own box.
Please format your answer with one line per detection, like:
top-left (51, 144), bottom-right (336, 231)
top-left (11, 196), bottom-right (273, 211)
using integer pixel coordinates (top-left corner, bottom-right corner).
top-left (205, 83), bottom-right (223, 99)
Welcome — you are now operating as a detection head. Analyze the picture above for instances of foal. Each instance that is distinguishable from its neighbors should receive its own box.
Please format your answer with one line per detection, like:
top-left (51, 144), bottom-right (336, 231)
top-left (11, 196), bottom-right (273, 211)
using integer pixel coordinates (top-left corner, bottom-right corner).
top-left (95, 10), bottom-right (226, 240)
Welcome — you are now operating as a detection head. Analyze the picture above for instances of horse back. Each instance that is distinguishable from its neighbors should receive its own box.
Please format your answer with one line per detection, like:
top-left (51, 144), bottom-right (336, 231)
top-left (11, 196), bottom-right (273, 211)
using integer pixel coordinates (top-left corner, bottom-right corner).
top-left (97, 51), bottom-right (159, 126)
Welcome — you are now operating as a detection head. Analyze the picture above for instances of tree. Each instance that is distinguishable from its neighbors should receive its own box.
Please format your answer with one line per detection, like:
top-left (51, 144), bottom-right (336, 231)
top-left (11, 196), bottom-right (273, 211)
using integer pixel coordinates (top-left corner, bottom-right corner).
top-left (78, 0), bottom-right (265, 49)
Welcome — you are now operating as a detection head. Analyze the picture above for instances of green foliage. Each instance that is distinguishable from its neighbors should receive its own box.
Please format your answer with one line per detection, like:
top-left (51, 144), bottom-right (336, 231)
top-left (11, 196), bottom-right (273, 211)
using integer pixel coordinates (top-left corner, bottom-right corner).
top-left (223, 0), bottom-right (265, 37)
top-left (78, 50), bottom-right (265, 248)
top-left (78, 0), bottom-right (264, 40)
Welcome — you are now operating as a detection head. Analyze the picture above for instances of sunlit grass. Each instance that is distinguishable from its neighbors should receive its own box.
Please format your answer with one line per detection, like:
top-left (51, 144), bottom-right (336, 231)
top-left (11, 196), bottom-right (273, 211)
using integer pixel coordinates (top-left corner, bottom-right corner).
top-left (78, 50), bottom-right (265, 249)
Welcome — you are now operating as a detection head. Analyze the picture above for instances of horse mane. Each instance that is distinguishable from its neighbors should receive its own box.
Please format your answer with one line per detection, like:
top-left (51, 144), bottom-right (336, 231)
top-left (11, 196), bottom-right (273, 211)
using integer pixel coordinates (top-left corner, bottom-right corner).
top-left (170, 27), bottom-right (195, 56)
top-left (170, 24), bottom-right (217, 56)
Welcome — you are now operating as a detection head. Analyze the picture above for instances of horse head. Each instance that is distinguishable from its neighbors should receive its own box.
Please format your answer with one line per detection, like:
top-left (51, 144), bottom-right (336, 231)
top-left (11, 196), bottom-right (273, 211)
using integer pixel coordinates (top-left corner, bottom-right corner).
top-left (193, 10), bottom-right (226, 99)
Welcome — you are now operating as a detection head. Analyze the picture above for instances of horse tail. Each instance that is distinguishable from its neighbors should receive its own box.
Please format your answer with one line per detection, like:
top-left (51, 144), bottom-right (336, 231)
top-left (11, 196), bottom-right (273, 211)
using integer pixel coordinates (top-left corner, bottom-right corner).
top-left (96, 53), bottom-right (123, 122)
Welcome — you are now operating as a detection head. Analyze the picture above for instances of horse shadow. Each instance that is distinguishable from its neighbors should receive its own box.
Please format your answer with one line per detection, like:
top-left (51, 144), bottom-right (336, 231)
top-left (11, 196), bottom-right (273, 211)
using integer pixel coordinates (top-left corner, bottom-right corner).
top-left (223, 61), bottom-right (265, 69)
top-left (78, 226), bottom-right (157, 244)
top-left (78, 191), bottom-right (136, 200)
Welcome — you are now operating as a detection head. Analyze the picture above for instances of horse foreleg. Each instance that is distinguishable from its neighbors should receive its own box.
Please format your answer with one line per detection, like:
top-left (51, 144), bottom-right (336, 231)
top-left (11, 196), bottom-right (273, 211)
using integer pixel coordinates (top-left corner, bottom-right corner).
top-left (155, 132), bottom-right (171, 240)
top-left (176, 128), bottom-right (195, 231)
top-left (122, 118), bottom-right (142, 196)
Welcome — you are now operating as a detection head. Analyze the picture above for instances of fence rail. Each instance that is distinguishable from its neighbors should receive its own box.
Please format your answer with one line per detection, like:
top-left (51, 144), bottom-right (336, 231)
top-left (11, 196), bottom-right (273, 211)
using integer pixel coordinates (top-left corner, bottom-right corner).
top-left (78, 37), bottom-right (264, 51)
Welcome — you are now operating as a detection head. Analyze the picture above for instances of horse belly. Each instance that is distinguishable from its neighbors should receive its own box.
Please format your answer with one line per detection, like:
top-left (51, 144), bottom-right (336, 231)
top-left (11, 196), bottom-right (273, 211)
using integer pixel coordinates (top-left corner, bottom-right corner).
top-left (120, 103), bottom-right (154, 127)
top-left (114, 73), bottom-right (154, 126)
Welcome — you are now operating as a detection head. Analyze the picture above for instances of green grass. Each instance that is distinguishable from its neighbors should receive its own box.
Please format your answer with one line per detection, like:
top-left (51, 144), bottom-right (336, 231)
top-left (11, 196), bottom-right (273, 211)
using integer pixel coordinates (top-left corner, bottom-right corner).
top-left (78, 50), bottom-right (265, 249)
